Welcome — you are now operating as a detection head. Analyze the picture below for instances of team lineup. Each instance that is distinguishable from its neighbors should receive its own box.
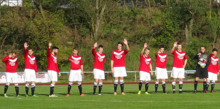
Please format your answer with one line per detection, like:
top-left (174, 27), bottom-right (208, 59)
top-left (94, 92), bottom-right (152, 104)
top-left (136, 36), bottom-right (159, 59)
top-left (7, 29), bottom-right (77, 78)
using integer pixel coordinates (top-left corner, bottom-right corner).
top-left (1, 39), bottom-right (219, 97)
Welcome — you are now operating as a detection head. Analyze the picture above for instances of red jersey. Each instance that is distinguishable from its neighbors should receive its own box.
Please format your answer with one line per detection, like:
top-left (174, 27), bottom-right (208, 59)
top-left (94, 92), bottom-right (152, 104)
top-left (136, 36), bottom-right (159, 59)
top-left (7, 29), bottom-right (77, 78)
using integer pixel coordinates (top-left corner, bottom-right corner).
top-left (139, 55), bottom-right (152, 73)
top-left (155, 52), bottom-right (167, 68)
top-left (47, 48), bottom-right (60, 73)
top-left (208, 54), bottom-right (219, 74)
top-left (24, 49), bottom-right (38, 72)
top-left (111, 50), bottom-right (129, 67)
top-left (68, 55), bottom-right (83, 70)
top-left (2, 56), bottom-right (18, 73)
top-left (172, 50), bottom-right (187, 68)
top-left (92, 48), bottom-right (105, 70)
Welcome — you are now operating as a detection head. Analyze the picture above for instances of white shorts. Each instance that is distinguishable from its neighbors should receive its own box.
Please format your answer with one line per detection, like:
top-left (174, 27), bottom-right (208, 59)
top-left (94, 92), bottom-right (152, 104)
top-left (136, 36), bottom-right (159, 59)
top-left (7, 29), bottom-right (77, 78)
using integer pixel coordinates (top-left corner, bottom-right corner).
top-left (24, 69), bottom-right (36, 82)
top-left (6, 73), bottom-right (18, 83)
top-left (139, 71), bottom-right (151, 81)
top-left (155, 67), bottom-right (168, 79)
top-left (48, 70), bottom-right (58, 82)
top-left (93, 69), bottom-right (105, 79)
top-left (207, 72), bottom-right (218, 81)
top-left (69, 70), bottom-right (82, 82)
top-left (171, 67), bottom-right (185, 78)
top-left (113, 67), bottom-right (127, 77)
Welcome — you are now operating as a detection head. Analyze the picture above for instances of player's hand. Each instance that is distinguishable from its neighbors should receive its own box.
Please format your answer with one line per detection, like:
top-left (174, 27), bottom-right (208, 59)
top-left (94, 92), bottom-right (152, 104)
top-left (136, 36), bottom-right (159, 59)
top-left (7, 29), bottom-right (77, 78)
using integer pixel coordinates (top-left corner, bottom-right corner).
top-left (173, 42), bottom-right (177, 47)
top-left (94, 42), bottom-right (98, 48)
top-left (36, 73), bottom-right (38, 77)
top-left (58, 73), bottom-right (61, 77)
top-left (24, 42), bottom-right (28, 49)
top-left (124, 38), bottom-right (128, 45)
top-left (158, 50), bottom-right (161, 54)
top-left (49, 42), bottom-right (52, 48)
top-left (218, 72), bottom-right (219, 76)
top-left (111, 69), bottom-right (114, 74)
top-left (144, 43), bottom-right (147, 48)
top-left (197, 53), bottom-right (201, 56)
top-left (183, 65), bottom-right (186, 68)
top-left (151, 71), bottom-right (153, 76)
top-left (9, 53), bottom-right (12, 58)
top-left (81, 71), bottom-right (84, 75)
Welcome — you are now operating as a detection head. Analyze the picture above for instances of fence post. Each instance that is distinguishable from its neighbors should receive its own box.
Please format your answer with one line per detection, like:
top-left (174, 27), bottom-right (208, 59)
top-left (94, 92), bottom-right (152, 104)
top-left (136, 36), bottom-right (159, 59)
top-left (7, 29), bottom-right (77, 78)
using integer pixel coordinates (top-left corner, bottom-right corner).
top-left (135, 72), bottom-right (136, 82)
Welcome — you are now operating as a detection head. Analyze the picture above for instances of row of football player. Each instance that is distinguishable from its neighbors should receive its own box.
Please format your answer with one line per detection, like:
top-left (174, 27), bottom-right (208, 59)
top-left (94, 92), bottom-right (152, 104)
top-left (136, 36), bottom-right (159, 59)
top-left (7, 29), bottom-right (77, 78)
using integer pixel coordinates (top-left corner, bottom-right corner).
top-left (1, 39), bottom-right (219, 97)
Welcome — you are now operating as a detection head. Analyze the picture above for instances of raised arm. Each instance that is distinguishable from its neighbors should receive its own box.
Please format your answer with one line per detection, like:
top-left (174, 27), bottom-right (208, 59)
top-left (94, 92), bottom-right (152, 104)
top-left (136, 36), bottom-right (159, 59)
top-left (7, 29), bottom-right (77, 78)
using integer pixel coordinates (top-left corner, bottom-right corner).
top-left (124, 38), bottom-right (130, 52)
top-left (141, 43), bottom-right (147, 56)
top-left (47, 42), bottom-right (52, 57)
top-left (171, 42), bottom-right (177, 53)
top-left (92, 42), bottom-right (98, 55)
top-left (2, 55), bottom-right (9, 63)
top-left (24, 42), bottom-right (28, 57)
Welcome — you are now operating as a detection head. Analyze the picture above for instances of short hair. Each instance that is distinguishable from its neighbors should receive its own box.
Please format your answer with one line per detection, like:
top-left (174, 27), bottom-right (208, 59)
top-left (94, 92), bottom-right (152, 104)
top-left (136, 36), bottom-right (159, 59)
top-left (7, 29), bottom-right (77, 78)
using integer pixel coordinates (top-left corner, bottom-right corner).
top-left (146, 48), bottom-right (150, 50)
top-left (212, 48), bottom-right (218, 52)
top-left (117, 42), bottom-right (123, 46)
top-left (27, 48), bottom-right (33, 51)
top-left (73, 47), bottom-right (77, 50)
top-left (52, 47), bottom-right (59, 50)
top-left (98, 45), bottom-right (103, 48)
top-left (159, 45), bottom-right (164, 49)
top-left (177, 43), bottom-right (181, 45)
top-left (11, 51), bottom-right (16, 54)
top-left (200, 46), bottom-right (205, 49)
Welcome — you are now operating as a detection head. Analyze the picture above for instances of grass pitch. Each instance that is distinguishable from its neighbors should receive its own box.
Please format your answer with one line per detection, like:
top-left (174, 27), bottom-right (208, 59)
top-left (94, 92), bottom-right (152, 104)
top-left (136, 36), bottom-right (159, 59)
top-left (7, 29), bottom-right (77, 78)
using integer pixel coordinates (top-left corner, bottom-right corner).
top-left (0, 83), bottom-right (220, 109)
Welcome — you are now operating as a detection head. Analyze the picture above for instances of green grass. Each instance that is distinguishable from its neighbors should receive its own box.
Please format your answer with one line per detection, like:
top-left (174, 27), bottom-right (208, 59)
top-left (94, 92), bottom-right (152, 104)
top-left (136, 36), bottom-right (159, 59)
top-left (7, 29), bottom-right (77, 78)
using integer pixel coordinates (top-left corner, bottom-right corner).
top-left (0, 84), bottom-right (220, 109)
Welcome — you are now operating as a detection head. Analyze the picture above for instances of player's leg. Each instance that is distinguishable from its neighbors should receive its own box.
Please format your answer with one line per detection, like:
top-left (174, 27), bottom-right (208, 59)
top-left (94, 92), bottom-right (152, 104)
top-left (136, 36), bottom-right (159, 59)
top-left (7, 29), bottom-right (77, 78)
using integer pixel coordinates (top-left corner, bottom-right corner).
top-left (13, 73), bottom-right (19, 97)
top-left (144, 72), bottom-right (151, 95)
top-left (162, 79), bottom-right (167, 94)
top-left (114, 77), bottom-right (118, 95)
top-left (4, 82), bottom-right (10, 97)
top-left (67, 81), bottom-right (73, 96)
top-left (171, 68), bottom-right (177, 94)
top-left (155, 79), bottom-right (159, 94)
top-left (120, 77), bottom-right (125, 95)
top-left (4, 73), bottom-right (10, 97)
top-left (50, 81), bottom-right (56, 96)
top-left (179, 78), bottom-right (183, 93)
top-left (25, 82), bottom-right (30, 96)
top-left (78, 81), bottom-right (85, 96)
top-left (138, 80), bottom-right (143, 95)
top-left (93, 79), bottom-right (98, 95)
top-left (172, 78), bottom-right (176, 94)
top-left (145, 81), bottom-right (149, 94)
top-left (206, 72), bottom-right (211, 91)
top-left (211, 80), bottom-right (215, 92)
top-left (98, 79), bottom-right (103, 95)
top-left (203, 78), bottom-right (207, 93)
top-left (194, 68), bottom-right (200, 93)
top-left (14, 83), bottom-right (19, 97)
top-left (31, 81), bottom-right (37, 96)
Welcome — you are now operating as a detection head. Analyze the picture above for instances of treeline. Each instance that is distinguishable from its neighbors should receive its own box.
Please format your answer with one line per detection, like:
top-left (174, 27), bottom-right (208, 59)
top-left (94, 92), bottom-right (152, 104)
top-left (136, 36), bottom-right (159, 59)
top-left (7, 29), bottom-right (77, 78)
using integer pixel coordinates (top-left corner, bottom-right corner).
top-left (0, 0), bottom-right (220, 71)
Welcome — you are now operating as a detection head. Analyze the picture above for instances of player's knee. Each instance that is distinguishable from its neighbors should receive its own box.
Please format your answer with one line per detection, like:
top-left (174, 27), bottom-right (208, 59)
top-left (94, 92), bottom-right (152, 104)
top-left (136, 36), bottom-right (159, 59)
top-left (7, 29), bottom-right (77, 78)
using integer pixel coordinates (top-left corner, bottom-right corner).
top-left (155, 81), bottom-right (159, 84)
top-left (6, 83), bottom-right (10, 86)
top-left (99, 82), bottom-right (103, 86)
top-left (78, 82), bottom-right (81, 86)
top-left (179, 81), bottom-right (183, 84)
top-left (14, 84), bottom-right (19, 87)
top-left (120, 80), bottom-right (124, 84)
top-left (69, 82), bottom-right (73, 86)
top-left (31, 84), bottom-right (35, 88)
top-left (114, 80), bottom-right (118, 84)
top-left (139, 80), bottom-right (143, 84)
top-left (145, 81), bottom-right (149, 84)
top-left (50, 84), bottom-right (55, 87)
top-left (212, 81), bottom-right (215, 84)
top-left (94, 82), bottom-right (98, 86)
top-left (172, 82), bottom-right (176, 85)
top-left (162, 81), bottom-right (166, 84)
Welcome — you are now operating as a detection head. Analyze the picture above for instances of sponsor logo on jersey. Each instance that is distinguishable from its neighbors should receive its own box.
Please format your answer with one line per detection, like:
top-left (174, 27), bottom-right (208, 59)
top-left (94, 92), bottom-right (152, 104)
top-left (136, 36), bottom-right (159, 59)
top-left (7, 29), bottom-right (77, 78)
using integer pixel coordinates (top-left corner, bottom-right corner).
top-left (28, 55), bottom-right (35, 65)
top-left (175, 51), bottom-right (185, 60)
top-left (211, 57), bottom-right (219, 65)
top-left (143, 56), bottom-right (151, 65)
top-left (8, 58), bottom-right (17, 66)
top-left (71, 56), bottom-right (81, 64)
top-left (114, 51), bottom-right (124, 59)
top-left (97, 52), bottom-right (105, 62)
top-left (158, 54), bottom-right (166, 62)
top-left (51, 54), bottom-right (57, 63)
